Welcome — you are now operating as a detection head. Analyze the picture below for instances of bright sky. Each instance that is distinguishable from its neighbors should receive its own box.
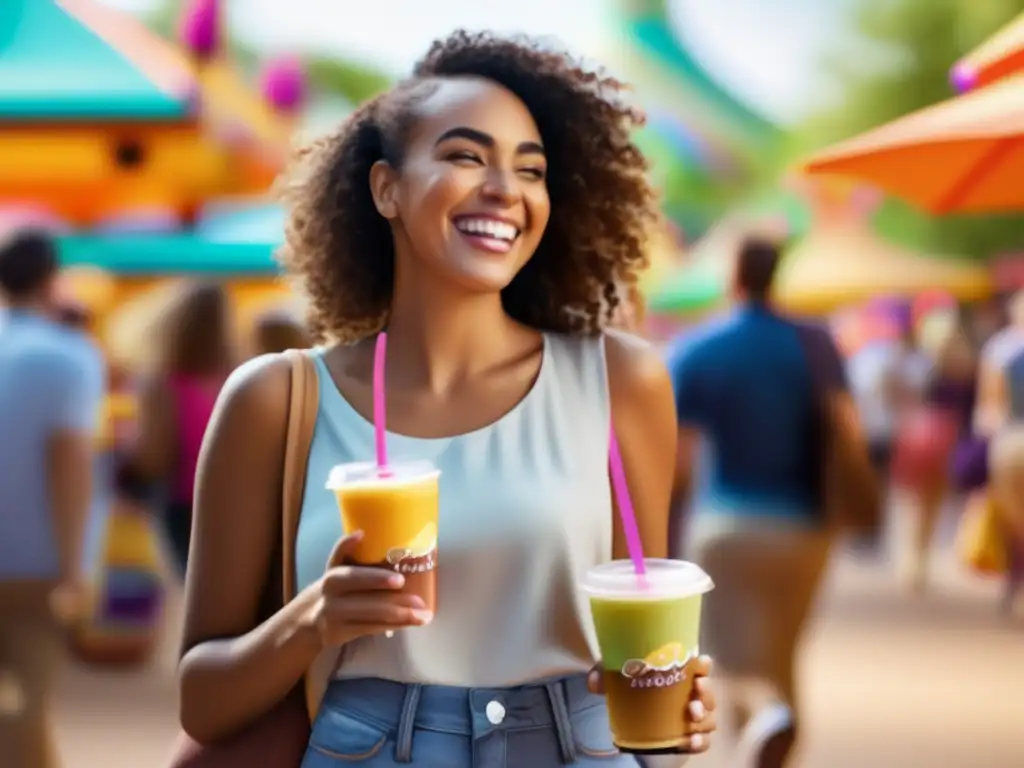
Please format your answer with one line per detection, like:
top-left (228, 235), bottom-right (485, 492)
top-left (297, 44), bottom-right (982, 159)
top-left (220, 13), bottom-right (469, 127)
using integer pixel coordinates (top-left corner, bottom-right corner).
top-left (99, 0), bottom-right (854, 123)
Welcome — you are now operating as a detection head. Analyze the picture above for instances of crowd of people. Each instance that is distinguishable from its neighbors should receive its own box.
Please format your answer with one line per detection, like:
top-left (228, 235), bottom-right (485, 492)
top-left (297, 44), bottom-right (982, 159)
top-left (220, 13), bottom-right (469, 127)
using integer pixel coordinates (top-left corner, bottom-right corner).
top-left (1, 29), bottom-right (1021, 768)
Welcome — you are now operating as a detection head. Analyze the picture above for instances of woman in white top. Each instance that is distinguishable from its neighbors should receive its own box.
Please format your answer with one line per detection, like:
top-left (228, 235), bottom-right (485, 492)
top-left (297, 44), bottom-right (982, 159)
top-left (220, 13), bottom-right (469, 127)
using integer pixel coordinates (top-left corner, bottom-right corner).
top-left (175, 31), bottom-right (716, 767)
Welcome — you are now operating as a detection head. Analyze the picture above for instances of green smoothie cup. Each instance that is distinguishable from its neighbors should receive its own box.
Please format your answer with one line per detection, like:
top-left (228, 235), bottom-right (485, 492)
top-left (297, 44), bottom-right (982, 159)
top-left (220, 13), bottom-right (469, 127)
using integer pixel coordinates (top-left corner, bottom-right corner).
top-left (582, 558), bottom-right (714, 754)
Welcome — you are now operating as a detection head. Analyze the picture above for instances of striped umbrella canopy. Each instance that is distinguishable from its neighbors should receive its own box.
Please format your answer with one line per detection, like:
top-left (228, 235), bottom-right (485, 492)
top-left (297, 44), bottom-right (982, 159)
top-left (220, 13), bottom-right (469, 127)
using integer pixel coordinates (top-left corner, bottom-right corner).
top-left (951, 11), bottom-right (1024, 92)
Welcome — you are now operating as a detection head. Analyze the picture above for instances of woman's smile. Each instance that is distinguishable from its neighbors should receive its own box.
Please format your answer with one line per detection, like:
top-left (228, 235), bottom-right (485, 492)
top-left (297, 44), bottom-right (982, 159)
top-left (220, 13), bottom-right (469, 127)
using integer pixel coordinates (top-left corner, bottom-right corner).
top-left (451, 213), bottom-right (522, 254)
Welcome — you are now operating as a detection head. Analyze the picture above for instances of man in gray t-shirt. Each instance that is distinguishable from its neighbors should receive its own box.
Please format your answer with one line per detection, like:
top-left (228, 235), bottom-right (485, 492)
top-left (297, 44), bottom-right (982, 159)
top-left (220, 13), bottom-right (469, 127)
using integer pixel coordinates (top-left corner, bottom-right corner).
top-left (0, 230), bottom-right (104, 768)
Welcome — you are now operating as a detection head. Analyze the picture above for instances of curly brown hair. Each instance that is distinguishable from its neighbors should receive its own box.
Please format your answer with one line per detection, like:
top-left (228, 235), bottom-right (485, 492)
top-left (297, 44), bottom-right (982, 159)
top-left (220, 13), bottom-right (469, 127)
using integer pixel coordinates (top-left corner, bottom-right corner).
top-left (277, 30), bottom-right (658, 343)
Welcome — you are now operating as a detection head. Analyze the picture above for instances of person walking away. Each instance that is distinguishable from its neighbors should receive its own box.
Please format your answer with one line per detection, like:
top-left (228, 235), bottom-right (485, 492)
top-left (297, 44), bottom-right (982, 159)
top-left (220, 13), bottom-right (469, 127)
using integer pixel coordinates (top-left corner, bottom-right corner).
top-left (117, 281), bottom-right (236, 579)
top-left (668, 238), bottom-right (874, 767)
top-left (0, 230), bottom-right (105, 768)
top-left (847, 323), bottom-right (928, 554)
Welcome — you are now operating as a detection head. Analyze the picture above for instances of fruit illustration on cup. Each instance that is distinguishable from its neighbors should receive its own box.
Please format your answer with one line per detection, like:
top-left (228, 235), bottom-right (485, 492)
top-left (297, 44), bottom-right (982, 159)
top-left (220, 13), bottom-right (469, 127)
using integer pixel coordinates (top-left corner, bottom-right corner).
top-left (621, 642), bottom-right (694, 689)
top-left (386, 522), bottom-right (437, 572)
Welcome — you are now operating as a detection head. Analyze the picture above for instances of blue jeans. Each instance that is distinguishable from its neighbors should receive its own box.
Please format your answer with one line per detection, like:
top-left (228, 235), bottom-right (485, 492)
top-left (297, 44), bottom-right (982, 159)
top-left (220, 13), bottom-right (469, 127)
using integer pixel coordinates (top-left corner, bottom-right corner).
top-left (301, 674), bottom-right (640, 767)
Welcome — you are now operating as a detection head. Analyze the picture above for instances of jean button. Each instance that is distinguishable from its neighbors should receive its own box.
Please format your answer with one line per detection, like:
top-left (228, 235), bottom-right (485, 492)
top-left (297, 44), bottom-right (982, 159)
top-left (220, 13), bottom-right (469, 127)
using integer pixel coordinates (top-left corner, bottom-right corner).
top-left (485, 700), bottom-right (506, 725)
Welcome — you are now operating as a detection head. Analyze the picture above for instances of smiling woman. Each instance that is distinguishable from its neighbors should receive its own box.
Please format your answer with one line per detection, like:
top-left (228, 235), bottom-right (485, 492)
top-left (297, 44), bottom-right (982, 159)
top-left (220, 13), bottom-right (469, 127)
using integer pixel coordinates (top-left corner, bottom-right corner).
top-left (176, 30), bottom-right (716, 768)
top-left (277, 31), bottom-right (657, 342)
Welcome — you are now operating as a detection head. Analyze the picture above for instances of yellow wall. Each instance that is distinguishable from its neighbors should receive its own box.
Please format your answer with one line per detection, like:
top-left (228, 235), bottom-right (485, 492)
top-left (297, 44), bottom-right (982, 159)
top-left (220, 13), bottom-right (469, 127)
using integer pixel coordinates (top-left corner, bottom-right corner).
top-left (0, 123), bottom-right (271, 225)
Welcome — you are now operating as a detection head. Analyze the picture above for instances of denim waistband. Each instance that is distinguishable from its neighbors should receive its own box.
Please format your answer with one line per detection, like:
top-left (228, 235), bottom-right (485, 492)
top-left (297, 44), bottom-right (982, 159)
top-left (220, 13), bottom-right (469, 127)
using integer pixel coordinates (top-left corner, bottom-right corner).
top-left (319, 674), bottom-right (601, 764)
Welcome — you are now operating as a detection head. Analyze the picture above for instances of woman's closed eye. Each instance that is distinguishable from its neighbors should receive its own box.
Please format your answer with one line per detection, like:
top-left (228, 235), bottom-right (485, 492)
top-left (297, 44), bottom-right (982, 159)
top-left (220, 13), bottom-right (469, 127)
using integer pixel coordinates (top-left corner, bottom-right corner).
top-left (446, 150), bottom-right (483, 166)
top-left (445, 151), bottom-right (545, 181)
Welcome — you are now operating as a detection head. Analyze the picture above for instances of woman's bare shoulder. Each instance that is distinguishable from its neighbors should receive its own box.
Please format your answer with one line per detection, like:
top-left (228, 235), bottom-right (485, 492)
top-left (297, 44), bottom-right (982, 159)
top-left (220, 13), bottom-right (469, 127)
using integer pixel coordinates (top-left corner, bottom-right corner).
top-left (212, 353), bottom-right (294, 426)
top-left (603, 329), bottom-right (672, 405)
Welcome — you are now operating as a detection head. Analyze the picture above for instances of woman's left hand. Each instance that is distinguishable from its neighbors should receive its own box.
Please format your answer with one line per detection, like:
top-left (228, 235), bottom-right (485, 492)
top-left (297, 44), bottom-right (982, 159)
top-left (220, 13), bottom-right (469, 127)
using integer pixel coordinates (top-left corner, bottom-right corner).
top-left (587, 654), bottom-right (717, 754)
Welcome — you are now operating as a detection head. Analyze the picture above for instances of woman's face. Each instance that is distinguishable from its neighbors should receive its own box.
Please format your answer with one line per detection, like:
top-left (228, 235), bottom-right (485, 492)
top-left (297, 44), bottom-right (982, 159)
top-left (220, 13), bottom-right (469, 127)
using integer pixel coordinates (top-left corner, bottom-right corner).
top-left (374, 78), bottom-right (551, 294)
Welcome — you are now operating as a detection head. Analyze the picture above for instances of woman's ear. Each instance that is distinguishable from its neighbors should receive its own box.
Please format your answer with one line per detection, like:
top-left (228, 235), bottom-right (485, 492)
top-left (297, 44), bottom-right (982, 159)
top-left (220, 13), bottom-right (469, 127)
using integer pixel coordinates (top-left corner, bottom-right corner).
top-left (369, 160), bottom-right (399, 219)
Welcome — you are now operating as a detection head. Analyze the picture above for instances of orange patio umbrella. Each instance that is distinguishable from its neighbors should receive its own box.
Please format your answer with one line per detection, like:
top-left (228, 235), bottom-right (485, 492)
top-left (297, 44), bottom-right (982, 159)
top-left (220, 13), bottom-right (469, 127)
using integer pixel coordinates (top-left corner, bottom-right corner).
top-left (802, 72), bottom-right (1024, 214)
top-left (951, 12), bottom-right (1024, 92)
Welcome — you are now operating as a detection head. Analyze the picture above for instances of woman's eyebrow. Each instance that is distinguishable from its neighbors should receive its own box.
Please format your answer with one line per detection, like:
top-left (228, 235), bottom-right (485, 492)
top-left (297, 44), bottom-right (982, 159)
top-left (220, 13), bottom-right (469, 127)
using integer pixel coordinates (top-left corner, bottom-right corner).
top-left (435, 126), bottom-right (545, 156)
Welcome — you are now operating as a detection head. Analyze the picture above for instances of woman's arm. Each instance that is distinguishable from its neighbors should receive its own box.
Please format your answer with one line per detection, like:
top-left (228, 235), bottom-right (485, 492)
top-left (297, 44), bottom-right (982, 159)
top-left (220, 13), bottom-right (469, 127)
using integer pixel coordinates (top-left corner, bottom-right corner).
top-left (176, 355), bottom-right (323, 744)
top-left (605, 330), bottom-right (677, 559)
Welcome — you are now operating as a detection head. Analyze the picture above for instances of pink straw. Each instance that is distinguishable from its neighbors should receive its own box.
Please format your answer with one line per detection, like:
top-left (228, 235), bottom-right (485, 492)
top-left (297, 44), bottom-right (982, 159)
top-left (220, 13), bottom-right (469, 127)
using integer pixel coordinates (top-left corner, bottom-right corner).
top-left (373, 333), bottom-right (390, 474)
top-left (608, 428), bottom-right (648, 584)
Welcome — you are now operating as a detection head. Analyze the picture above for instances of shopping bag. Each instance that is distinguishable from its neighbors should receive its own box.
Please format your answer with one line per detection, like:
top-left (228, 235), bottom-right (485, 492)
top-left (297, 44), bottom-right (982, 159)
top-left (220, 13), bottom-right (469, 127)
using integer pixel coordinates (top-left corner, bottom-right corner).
top-left (956, 494), bottom-right (1008, 577)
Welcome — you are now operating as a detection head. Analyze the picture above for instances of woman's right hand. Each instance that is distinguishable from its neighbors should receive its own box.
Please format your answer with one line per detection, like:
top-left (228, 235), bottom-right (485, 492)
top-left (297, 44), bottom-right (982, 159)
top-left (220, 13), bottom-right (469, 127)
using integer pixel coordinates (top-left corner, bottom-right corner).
top-left (312, 531), bottom-right (434, 647)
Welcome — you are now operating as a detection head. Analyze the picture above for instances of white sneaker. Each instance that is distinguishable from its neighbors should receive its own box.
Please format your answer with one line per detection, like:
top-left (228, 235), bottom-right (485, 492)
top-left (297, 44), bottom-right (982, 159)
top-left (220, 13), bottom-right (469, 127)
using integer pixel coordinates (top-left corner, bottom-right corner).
top-left (738, 703), bottom-right (796, 768)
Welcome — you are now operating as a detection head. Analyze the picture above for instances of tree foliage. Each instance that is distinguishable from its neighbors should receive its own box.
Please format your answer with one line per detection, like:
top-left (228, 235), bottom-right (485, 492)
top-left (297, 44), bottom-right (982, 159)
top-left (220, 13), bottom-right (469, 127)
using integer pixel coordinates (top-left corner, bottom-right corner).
top-left (796, 0), bottom-right (1023, 258)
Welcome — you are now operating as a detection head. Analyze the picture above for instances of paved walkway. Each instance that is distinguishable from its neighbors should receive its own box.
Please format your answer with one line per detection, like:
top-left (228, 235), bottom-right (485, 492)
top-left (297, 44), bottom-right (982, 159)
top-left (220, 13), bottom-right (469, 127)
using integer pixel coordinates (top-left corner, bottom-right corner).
top-left (54, 549), bottom-right (1023, 767)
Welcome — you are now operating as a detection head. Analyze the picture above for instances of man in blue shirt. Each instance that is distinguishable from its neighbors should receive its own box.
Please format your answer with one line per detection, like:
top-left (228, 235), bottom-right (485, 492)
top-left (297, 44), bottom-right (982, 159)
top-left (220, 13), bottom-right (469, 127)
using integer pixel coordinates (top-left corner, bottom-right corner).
top-left (667, 238), bottom-right (858, 768)
top-left (0, 230), bottom-right (105, 768)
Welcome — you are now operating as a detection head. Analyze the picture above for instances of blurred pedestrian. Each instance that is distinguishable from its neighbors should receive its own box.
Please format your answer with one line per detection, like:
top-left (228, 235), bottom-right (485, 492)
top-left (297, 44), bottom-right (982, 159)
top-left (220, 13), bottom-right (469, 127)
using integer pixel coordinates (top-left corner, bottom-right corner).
top-left (668, 237), bottom-right (876, 768)
top-left (848, 322), bottom-right (929, 553)
top-left (117, 280), bottom-right (236, 579)
top-left (0, 230), bottom-right (105, 768)
top-left (893, 322), bottom-right (976, 592)
top-left (979, 293), bottom-right (1024, 615)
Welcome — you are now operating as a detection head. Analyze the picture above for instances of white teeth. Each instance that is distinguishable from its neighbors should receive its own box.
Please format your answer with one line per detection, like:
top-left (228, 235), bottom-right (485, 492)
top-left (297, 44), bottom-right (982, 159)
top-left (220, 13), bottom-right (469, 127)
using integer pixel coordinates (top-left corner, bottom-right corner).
top-left (454, 218), bottom-right (518, 242)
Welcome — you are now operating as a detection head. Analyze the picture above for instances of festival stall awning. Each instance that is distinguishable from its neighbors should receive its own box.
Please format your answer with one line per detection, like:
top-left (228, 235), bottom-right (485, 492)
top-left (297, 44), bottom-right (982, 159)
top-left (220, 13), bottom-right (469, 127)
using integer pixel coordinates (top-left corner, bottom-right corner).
top-left (0, 0), bottom-right (192, 120)
top-left (646, 221), bottom-right (991, 317)
top-left (774, 224), bottom-right (992, 314)
top-left (644, 192), bottom-right (807, 317)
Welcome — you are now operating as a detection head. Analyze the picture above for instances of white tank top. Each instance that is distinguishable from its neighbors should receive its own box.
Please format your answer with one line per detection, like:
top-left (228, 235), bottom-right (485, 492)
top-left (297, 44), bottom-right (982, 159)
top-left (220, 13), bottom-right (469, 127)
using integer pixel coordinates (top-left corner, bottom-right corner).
top-left (294, 333), bottom-right (614, 686)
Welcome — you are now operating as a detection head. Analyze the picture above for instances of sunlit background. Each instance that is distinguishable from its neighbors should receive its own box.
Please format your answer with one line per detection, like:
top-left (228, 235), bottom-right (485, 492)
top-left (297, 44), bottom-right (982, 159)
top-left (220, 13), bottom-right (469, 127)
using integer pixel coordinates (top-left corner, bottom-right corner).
top-left (2, 0), bottom-right (1024, 765)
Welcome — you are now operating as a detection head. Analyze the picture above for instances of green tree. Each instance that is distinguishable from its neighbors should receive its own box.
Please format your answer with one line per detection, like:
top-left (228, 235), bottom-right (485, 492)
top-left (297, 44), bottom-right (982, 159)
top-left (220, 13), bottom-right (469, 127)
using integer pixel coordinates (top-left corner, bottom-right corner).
top-left (797, 0), bottom-right (1023, 259)
top-left (304, 57), bottom-right (391, 104)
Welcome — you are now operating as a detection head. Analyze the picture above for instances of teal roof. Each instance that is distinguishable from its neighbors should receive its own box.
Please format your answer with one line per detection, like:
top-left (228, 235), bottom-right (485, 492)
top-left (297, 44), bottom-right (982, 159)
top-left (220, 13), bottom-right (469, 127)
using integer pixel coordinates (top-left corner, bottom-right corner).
top-left (57, 204), bottom-right (284, 275)
top-left (58, 233), bottom-right (279, 275)
top-left (0, 0), bottom-right (188, 120)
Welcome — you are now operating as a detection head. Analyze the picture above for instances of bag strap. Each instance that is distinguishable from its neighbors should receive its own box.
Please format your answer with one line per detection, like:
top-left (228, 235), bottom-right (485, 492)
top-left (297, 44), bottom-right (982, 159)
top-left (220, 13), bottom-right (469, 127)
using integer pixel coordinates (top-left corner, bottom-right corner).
top-left (281, 350), bottom-right (320, 604)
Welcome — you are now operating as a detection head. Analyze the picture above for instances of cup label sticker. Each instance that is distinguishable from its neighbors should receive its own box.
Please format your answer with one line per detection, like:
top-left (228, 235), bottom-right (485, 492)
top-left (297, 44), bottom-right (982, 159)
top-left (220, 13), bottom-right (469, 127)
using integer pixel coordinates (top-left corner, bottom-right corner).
top-left (385, 522), bottom-right (437, 574)
top-left (620, 642), bottom-right (696, 689)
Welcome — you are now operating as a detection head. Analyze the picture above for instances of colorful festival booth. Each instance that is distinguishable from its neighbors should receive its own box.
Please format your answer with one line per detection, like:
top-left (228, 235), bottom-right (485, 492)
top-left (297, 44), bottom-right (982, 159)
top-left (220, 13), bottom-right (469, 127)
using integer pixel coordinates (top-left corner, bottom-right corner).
top-left (1, 0), bottom-right (305, 340)
top-left (0, 0), bottom-right (303, 665)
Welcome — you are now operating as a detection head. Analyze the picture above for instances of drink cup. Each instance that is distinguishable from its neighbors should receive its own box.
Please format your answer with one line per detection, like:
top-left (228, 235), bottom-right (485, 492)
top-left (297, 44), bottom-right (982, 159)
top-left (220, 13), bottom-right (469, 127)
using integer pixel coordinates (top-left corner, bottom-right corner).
top-left (582, 558), bottom-right (714, 754)
top-left (326, 461), bottom-right (440, 613)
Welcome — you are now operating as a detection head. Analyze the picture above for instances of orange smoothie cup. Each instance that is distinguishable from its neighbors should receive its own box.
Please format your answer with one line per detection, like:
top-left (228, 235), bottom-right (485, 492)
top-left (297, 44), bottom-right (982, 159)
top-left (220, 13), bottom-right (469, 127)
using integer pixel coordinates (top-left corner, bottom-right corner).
top-left (326, 461), bottom-right (440, 612)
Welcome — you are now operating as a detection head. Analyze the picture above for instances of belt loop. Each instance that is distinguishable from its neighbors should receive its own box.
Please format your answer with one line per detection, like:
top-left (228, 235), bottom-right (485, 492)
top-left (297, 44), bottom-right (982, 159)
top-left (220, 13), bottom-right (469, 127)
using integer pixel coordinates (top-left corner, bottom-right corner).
top-left (394, 683), bottom-right (422, 764)
top-left (544, 680), bottom-right (578, 764)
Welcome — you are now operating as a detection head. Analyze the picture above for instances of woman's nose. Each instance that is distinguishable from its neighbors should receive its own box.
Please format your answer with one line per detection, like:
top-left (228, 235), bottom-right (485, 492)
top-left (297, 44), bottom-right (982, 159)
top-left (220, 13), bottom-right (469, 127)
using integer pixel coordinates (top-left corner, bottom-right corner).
top-left (480, 167), bottom-right (519, 203)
